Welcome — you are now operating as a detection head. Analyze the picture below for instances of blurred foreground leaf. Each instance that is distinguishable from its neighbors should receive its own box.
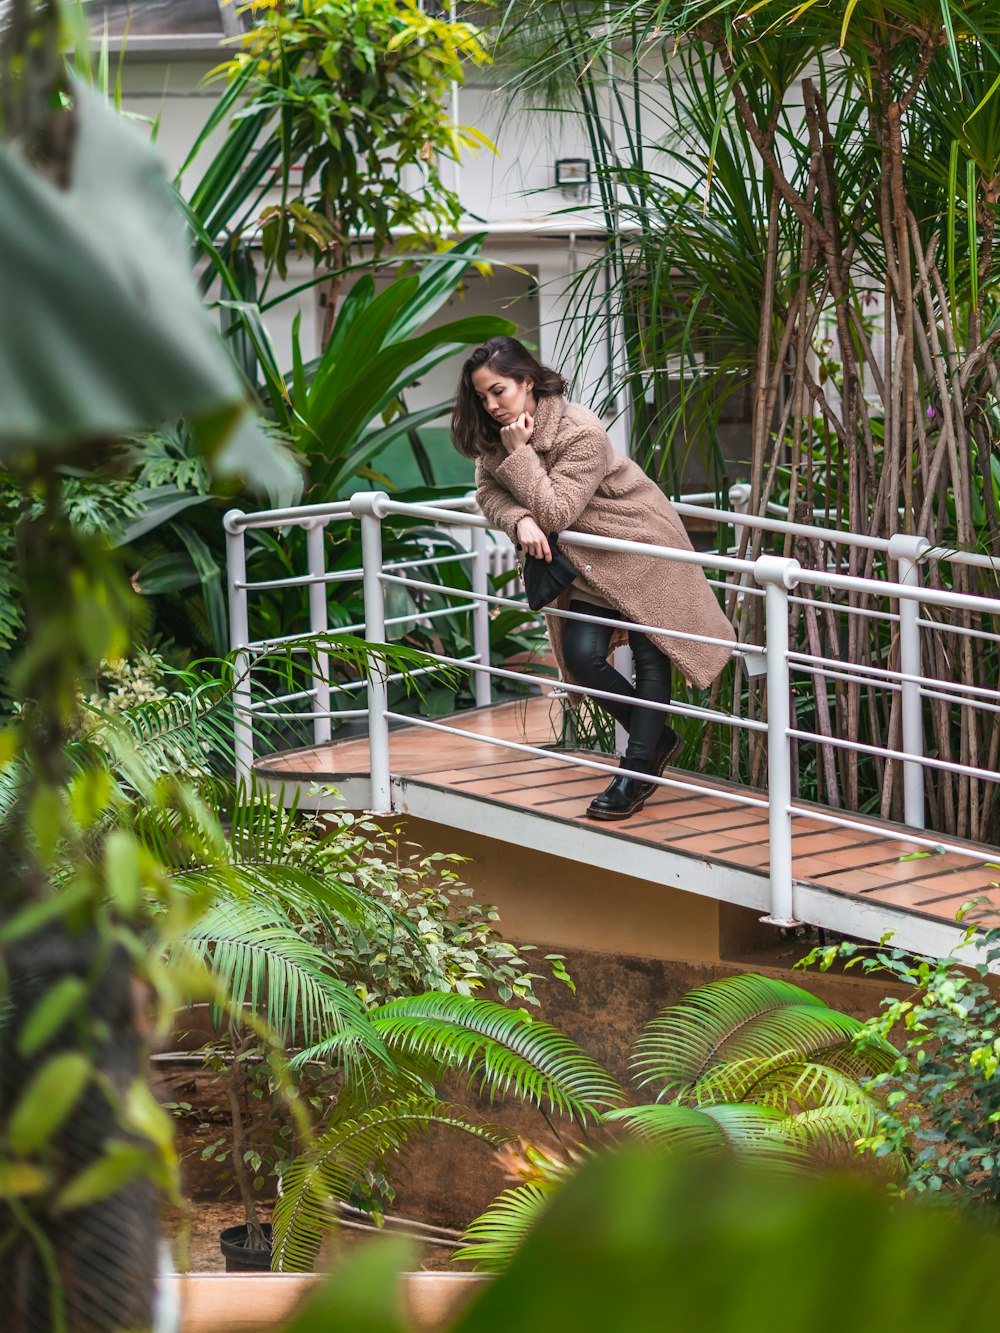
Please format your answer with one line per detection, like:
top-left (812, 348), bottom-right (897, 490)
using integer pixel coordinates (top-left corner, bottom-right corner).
top-left (449, 1149), bottom-right (1000, 1333)
top-left (0, 85), bottom-right (301, 505)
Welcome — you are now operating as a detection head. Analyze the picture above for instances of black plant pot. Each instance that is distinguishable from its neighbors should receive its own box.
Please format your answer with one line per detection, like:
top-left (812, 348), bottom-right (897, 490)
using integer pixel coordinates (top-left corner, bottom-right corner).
top-left (219, 1223), bottom-right (274, 1273)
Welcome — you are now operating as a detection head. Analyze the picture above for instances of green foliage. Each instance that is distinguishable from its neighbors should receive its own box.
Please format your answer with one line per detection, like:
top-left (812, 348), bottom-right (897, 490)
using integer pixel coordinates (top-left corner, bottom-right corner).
top-left (0, 83), bottom-right (298, 502)
top-left (313, 815), bottom-right (560, 1007)
top-left (500, 0), bottom-right (1000, 843)
top-left (455, 973), bottom-right (897, 1271)
top-left (807, 922), bottom-right (1000, 1206)
top-left (370, 994), bottom-right (624, 1122)
top-left (271, 1095), bottom-right (510, 1272)
top-left (210, 0), bottom-right (492, 274)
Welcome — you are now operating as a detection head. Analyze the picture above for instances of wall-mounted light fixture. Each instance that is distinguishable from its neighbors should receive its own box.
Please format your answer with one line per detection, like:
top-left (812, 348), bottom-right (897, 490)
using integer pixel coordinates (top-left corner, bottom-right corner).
top-left (554, 158), bottom-right (591, 198)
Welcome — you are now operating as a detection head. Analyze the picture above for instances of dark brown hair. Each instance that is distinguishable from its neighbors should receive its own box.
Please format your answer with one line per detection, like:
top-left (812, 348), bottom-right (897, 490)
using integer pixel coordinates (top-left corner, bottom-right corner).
top-left (451, 337), bottom-right (569, 459)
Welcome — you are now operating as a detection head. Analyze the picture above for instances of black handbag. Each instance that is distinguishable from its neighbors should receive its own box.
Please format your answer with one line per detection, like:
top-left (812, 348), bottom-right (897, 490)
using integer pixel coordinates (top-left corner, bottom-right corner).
top-left (521, 533), bottom-right (579, 611)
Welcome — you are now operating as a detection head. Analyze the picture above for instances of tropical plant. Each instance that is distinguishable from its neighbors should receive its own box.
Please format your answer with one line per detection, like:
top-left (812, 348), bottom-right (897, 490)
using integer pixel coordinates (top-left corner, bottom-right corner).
top-left (453, 974), bottom-right (898, 1270)
top-left (73, 647), bottom-right (574, 1261)
top-left (492, 1), bottom-right (1000, 843)
top-left (203, 0), bottom-right (492, 338)
top-left (806, 919), bottom-right (1000, 1208)
top-left (109, 238), bottom-right (516, 660)
top-left (272, 993), bottom-right (621, 1271)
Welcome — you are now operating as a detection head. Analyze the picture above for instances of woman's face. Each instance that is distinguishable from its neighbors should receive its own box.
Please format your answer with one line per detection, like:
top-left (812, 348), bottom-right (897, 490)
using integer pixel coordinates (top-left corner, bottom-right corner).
top-left (471, 365), bottom-right (536, 426)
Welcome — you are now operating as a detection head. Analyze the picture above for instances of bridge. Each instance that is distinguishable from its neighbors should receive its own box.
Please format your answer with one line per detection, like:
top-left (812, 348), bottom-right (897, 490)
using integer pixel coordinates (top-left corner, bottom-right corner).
top-left (224, 490), bottom-right (1000, 964)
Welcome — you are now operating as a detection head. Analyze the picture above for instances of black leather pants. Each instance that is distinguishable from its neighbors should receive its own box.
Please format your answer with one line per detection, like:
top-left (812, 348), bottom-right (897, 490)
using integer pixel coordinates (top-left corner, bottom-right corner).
top-left (562, 600), bottom-right (672, 772)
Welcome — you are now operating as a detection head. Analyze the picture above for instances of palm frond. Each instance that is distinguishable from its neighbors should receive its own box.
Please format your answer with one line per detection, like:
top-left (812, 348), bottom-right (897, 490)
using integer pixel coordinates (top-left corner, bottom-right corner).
top-left (631, 975), bottom-right (873, 1102)
top-left (750, 1062), bottom-right (885, 1155)
top-left (172, 898), bottom-right (386, 1072)
top-left (603, 1103), bottom-right (810, 1168)
top-left (371, 994), bottom-right (625, 1122)
top-left (271, 1096), bottom-right (510, 1272)
top-left (454, 1181), bottom-right (558, 1273)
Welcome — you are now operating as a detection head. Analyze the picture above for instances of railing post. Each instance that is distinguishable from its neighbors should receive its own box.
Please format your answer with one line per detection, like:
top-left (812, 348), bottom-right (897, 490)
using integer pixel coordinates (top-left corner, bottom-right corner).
top-left (753, 554), bottom-right (802, 928)
top-left (350, 491), bottom-right (392, 814)
top-left (469, 523), bottom-right (493, 708)
top-left (224, 509), bottom-right (253, 789)
top-left (304, 520), bottom-right (332, 746)
top-left (888, 533), bottom-right (931, 830)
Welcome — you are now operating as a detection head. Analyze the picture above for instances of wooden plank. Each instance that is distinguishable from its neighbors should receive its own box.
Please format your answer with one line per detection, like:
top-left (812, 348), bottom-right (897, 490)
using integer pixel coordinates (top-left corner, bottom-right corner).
top-left (253, 699), bottom-right (1000, 945)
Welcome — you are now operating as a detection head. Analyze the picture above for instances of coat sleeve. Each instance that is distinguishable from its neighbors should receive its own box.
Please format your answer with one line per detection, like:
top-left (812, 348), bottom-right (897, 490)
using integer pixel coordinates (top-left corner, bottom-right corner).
top-left (475, 458), bottom-right (533, 543)
top-left (491, 424), bottom-right (608, 534)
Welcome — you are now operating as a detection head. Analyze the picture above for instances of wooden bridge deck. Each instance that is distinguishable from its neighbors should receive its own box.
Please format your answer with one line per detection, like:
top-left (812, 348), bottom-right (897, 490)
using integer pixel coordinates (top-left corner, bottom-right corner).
top-left (256, 698), bottom-right (1000, 960)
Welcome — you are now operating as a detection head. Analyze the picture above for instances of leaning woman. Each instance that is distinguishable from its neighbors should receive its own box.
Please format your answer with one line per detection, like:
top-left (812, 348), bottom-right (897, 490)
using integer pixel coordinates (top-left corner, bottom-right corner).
top-left (452, 336), bottom-right (736, 822)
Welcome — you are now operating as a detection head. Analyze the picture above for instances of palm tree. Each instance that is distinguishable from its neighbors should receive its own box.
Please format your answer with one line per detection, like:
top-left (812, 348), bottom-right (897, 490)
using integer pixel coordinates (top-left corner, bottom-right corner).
top-left (453, 974), bottom-right (897, 1272)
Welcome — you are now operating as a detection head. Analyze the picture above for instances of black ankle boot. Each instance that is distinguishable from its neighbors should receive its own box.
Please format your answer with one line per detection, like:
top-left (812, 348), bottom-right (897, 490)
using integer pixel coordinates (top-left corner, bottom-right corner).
top-left (653, 726), bottom-right (683, 775)
top-left (585, 773), bottom-right (655, 821)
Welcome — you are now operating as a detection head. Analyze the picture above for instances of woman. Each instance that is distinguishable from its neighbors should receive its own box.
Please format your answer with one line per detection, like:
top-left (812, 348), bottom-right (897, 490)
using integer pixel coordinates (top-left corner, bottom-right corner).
top-left (452, 337), bottom-right (735, 822)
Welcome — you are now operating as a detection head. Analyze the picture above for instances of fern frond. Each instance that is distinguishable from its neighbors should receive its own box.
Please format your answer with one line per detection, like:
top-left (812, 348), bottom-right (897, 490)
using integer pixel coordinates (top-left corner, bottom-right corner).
top-left (172, 899), bottom-right (386, 1071)
top-left (371, 994), bottom-right (625, 1122)
top-left (603, 1103), bottom-right (810, 1167)
top-left (271, 1096), bottom-right (510, 1272)
top-left (631, 975), bottom-right (875, 1102)
top-left (454, 1182), bottom-right (558, 1273)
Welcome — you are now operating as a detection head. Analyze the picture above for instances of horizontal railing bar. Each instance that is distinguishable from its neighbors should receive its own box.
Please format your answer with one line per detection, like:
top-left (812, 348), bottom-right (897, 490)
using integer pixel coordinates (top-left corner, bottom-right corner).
top-left (416, 649), bottom-right (766, 732)
top-left (383, 710), bottom-right (773, 807)
top-left (379, 570), bottom-right (758, 655)
top-left (786, 803), bottom-right (997, 867)
top-left (919, 685), bottom-right (1000, 717)
top-left (319, 656), bottom-right (482, 696)
top-left (230, 501), bottom-right (354, 531)
top-left (789, 662), bottom-right (902, 694)
top-left (229, 493), bottom-right (479, 533)
top-left (246, 687), bottom-right (316, 710)
top-left (383, 600), bottom-right (477, 630)
top-left (238, 547), bottom-right (477, 594)
top-left (915, 617), bottom-right (1000, 644)
top-left (794, 647), bottom-right (1000, 703)
top-left (245, 623), bottom-right (367, 649)
top-left (708, 577), bottom-right (764, 597)
top-left (787, 727), bottom-right (1000, 784)
top-left (671, 501), bottom-right (895, 553)
top-left (787, 594), bottom-right (900, 625)
top-left (243, 707), bottom-right (370, 722)
top-left (237, 570), bottom-right (360, 592)
top-left (926, 545), bottom-right (1000, 573)
top-left (802, 566), bottom-right (1000, 616)
top-left (788, 648), bottom-right (1000, 704)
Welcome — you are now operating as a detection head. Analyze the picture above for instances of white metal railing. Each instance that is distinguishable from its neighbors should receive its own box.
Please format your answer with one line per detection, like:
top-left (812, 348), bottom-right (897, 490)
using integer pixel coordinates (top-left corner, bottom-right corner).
top-left (224, 489), bottom-right (1000, 930)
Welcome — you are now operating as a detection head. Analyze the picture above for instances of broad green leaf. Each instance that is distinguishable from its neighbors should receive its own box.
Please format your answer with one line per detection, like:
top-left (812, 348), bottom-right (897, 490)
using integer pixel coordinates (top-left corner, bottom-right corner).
top-left (17, 978), bottom-right (88, 1058)
top-left (0, 84), bottom-right (300, 504)
top-left (7, 1052), bottom-right (91, 1155)
top-left (104, 829), bottom-right (143, 916)
top-left (0, 1161), bottom-right (51, 1199)
top-left (55, 1142), bottom-right (161, 1212)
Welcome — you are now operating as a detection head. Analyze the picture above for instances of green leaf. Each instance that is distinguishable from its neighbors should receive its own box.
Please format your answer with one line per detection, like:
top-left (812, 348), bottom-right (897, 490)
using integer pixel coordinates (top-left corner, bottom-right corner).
top-left (0, 1161), bottom-right (51, 1198)
top-left (0, 87), bottom-right (247, 457)
top-left (17, 978), bottom-right (88, 1058)
top-left (55, 1142), bottom-right (160, 1212)
top-left (7, 1052), bottom-right (91, 1155)
top-left (104, 829), bottom-right (144, 916)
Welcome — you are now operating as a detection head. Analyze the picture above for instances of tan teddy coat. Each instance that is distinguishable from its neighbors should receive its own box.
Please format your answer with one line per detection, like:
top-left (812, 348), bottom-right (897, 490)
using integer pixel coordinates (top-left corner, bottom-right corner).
top-left (475, 394), bottom-right (736, 691)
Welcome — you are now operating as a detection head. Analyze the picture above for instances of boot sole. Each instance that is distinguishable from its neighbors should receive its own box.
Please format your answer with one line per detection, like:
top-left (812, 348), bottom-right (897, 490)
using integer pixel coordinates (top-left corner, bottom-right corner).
top-left (585, 785), bottom-right (654, 821)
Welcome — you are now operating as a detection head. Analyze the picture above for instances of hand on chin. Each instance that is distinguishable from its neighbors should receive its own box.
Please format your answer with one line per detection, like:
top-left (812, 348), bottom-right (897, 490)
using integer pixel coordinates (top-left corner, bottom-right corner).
top-left (499, 412), bottom-right (534, 453)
